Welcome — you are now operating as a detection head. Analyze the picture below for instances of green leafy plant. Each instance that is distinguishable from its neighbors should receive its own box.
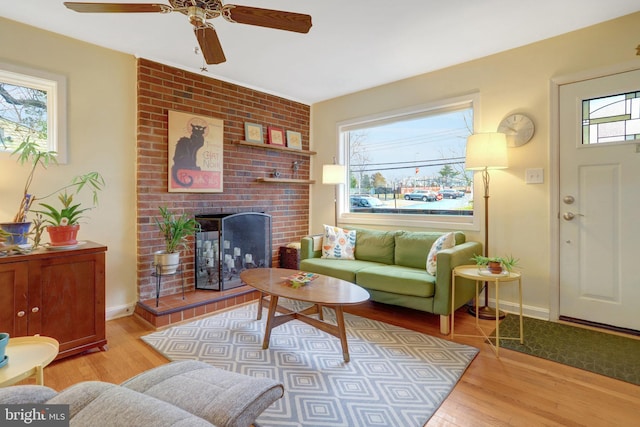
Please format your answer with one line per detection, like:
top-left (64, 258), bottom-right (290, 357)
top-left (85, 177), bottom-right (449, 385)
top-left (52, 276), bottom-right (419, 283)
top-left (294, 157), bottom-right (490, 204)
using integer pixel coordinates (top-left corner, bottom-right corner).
top-left (471, 254), bottom-right (520, 271)
top-left (8, 138), bottom-right (104, 223)
top-left (154, 206), bottom-right (201, 254)
top-left (36, 192), bottom-right (92, 226)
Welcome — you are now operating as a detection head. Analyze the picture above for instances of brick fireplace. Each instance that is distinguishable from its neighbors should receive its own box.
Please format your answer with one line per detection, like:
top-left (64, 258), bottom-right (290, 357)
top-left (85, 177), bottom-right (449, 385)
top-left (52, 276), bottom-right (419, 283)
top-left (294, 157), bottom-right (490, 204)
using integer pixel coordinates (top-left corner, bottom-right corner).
top-left (135, 58), bottom-right (311, 312)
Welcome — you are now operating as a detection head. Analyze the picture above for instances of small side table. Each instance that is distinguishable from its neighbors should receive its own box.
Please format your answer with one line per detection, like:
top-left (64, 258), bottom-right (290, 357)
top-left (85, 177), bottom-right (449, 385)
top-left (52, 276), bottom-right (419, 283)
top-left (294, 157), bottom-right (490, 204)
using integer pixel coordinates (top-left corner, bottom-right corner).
top-left (0, 336), bottom-right (59, 387)
top-left (451, 265), bottom-right (523, 357)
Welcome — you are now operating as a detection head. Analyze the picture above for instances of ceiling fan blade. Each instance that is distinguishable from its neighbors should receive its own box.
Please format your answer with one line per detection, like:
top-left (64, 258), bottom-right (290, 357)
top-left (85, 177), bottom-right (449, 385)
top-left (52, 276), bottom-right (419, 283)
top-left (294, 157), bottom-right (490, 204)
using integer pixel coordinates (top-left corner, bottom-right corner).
top-left (63, 2), bottom-right (170, 13)
top-left (227, 5), bottom-right (312, 34)
top-left (194, 26), bottom-right (226, 64)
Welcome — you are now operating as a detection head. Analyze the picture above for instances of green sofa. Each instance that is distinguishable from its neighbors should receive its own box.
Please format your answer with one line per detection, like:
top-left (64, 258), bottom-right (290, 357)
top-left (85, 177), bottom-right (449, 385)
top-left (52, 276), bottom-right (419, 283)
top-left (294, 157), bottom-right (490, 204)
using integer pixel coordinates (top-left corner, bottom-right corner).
top-left (300, 228), bottom-right (482, 334)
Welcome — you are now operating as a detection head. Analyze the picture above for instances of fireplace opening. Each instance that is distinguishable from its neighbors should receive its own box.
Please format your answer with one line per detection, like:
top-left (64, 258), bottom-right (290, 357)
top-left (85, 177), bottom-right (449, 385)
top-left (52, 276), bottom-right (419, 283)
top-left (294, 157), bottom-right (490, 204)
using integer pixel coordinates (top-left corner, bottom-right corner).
top-left (195, 212), bottom-right (272, 291)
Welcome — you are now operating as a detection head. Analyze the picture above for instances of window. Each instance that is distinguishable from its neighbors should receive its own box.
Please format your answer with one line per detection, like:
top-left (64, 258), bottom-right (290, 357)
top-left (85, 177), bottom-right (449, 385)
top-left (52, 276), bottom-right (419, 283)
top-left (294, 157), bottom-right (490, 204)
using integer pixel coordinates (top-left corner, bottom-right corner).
top-left (338, 93), bottom-right (478, 229)
top-left (0, 62), bottom-right (67, 162)
top-left (582, 91), bottom-right (640, 145)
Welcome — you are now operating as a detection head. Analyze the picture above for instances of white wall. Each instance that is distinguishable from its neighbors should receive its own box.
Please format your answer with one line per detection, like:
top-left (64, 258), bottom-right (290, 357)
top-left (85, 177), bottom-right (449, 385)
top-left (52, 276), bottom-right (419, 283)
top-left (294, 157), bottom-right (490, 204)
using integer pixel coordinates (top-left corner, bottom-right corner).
top-left (310, 12), bottom-right (640, 318)
top-left (0, 18), bottom-right (138, 319)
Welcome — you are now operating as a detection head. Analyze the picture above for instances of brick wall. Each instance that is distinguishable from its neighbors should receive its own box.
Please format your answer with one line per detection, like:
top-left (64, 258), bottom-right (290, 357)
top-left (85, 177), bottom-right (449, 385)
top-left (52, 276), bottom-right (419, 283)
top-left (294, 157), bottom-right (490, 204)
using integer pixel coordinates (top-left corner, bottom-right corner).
top-left (136, 59), bottom-right (311, 300)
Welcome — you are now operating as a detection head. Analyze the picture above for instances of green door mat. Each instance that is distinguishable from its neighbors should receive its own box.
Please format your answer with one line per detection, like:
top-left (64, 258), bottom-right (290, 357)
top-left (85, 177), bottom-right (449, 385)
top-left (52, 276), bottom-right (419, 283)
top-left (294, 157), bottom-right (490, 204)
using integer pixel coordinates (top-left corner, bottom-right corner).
top-left (494, 315), bottom-right (640, 386)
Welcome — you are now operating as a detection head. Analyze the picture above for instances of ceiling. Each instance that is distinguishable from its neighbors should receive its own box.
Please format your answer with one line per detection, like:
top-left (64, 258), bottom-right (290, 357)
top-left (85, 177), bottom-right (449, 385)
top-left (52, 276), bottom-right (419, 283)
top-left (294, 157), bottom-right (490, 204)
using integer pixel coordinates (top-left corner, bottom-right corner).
top-left (2, 1), bottom-right (639, 104)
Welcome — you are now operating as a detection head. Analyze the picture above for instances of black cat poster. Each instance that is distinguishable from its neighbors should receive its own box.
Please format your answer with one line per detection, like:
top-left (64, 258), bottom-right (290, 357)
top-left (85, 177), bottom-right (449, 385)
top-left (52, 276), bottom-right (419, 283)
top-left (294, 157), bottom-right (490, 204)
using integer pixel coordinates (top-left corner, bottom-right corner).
top-left (168, 110), bottom-right (223, 193)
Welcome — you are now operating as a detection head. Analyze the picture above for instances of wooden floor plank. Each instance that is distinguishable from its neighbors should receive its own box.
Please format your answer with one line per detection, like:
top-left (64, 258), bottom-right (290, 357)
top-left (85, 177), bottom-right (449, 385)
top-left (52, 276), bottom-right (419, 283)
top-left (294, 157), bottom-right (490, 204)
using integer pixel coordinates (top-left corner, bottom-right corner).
top-left (24, 301), bottom-right (640, 426)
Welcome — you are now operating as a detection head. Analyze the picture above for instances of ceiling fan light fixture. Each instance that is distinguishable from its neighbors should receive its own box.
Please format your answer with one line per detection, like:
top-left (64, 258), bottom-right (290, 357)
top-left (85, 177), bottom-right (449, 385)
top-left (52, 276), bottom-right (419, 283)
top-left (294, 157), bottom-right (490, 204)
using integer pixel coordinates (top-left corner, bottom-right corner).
top-left (188, 6), bottom-right (208, 26)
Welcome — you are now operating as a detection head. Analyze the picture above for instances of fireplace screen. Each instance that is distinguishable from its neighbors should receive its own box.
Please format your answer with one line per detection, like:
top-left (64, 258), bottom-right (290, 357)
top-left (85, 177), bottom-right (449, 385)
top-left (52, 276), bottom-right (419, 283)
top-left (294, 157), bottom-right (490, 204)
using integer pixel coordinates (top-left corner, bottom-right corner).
top-left (195, 212), bottom-right (272, 290)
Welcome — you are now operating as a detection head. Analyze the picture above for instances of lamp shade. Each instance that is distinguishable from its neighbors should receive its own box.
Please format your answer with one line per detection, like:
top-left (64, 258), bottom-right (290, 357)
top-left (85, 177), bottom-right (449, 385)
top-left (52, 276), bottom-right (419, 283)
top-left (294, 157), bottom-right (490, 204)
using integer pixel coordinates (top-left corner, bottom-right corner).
top-left (465, 132), bottom-right (508, 170)
top-left (322, 164), bottom-right (346, 185)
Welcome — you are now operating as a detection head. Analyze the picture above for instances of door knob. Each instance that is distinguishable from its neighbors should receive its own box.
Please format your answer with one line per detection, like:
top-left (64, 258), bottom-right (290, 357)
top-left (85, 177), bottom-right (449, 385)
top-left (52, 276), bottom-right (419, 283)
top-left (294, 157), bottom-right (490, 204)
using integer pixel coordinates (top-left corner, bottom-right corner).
top-left (563, 195), bottom-right (575, 204)
top-left (17, 311), bottom-right (25, 317)
top-left (563, 212), bottom-right (584, 221)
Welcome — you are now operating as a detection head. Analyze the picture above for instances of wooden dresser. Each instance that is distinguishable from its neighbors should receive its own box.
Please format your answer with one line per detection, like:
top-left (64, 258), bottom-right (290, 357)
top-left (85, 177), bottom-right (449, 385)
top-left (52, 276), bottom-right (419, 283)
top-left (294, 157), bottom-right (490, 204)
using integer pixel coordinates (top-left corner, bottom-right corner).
top-left (0, 241), bottom-right (107, 360)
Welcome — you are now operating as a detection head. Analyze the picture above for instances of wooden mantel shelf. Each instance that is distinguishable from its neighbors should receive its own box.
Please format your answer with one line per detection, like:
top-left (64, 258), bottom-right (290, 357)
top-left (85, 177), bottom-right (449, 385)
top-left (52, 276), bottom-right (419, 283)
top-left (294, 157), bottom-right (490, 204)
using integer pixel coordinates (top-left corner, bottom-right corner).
top-left (256, 177), bottom-right (316, 184)
top-left (233, 140), bottom-right (317, 156)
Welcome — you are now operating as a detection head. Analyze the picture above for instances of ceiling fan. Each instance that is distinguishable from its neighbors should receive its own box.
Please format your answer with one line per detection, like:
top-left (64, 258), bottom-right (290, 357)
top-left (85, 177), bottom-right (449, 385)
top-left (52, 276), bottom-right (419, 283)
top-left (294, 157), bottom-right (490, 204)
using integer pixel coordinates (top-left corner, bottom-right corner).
top-left (63, 1), bottom-right (312, 64)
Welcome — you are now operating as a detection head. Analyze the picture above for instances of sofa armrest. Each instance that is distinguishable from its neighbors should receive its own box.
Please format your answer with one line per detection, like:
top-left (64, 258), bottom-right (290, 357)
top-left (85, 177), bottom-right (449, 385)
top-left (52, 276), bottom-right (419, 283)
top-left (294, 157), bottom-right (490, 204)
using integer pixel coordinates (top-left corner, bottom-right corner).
top-left (432, 241), bottom-right (483, 315)
top-left (300, 235), bottom-right (322, 260)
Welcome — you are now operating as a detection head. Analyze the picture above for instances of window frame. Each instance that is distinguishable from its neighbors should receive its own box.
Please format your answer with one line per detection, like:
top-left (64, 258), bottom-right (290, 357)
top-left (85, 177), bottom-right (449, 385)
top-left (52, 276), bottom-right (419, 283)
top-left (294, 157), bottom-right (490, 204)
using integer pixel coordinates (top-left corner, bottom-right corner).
top-left (336, 93), bottom-right (480, 231)
top-left (0, 61), bottom-right (67, 163)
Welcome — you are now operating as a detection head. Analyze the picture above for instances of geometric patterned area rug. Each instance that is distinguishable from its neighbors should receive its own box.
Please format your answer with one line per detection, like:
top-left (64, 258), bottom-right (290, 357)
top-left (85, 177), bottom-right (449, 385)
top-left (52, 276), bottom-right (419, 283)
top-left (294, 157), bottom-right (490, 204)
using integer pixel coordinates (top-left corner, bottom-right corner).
top-left (495, 315), bottom-right (640, 386)
top-left (141, 302), bottom-right (479, 427)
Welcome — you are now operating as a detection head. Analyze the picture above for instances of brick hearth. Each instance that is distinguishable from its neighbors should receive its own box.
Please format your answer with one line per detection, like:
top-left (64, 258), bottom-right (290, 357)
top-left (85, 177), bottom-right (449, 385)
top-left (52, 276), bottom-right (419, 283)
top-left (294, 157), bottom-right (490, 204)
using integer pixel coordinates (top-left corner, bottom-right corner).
top-left (135, 286), bottom-right (261, 328)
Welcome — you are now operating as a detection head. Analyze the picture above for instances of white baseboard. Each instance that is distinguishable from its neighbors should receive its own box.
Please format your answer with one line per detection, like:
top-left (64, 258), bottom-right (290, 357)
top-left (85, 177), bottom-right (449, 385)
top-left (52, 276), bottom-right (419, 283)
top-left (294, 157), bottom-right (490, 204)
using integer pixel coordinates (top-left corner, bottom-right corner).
top-left (487, 298), bottom-right (549, 320)
top-left (106, 302), bottom-right (137, 321)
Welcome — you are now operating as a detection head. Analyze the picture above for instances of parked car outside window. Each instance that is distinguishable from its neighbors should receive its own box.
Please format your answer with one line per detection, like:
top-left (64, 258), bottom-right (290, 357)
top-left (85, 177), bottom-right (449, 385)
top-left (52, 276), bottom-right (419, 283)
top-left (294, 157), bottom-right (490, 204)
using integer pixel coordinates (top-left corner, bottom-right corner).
top-left (351, 195), bottom-right (385, 208)
top-left (403, 191), bottom-right (438, 202)
top-left (438, 189), bottom-right (465, 199)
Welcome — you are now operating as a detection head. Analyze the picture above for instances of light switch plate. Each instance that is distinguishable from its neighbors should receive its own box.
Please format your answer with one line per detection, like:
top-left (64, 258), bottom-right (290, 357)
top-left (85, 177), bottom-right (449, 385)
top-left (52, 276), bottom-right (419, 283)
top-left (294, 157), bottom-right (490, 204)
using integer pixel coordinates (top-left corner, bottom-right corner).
top-left (525, 168), bottom-right (544, 184)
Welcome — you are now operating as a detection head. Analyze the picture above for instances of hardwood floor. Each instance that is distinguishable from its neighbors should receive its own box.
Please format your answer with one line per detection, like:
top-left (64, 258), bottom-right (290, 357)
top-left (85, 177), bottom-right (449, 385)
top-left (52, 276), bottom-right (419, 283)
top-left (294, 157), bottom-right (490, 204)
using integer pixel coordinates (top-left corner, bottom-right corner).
top-left (34, 301), bottom-right (639, 427)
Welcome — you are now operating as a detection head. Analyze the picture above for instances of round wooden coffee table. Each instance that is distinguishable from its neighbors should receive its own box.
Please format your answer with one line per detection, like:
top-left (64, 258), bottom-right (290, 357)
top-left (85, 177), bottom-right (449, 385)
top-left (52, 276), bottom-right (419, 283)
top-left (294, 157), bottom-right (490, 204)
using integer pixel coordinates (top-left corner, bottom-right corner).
top-left (240, 268), bottom-right (370, 362)
top-left (0, 336), bottom-right (59, 387)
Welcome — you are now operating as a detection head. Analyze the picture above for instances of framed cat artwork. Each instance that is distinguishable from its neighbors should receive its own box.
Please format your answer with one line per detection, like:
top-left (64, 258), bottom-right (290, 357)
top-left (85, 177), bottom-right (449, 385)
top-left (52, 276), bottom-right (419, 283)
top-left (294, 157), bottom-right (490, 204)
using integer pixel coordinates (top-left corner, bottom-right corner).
top-left (168, 110), bottom-right (224, 193)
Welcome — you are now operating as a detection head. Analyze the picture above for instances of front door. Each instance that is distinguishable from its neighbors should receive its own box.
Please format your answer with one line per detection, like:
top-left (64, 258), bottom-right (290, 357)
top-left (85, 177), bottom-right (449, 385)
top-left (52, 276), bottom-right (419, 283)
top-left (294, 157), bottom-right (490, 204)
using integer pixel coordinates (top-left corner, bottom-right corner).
top-left (558, 68), bottom-right (640, 332)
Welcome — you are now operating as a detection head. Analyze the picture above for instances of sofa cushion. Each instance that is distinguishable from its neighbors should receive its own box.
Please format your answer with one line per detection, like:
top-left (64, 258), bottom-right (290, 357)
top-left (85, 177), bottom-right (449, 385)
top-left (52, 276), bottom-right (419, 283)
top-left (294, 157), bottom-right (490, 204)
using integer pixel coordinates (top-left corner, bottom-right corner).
top-left (301, 258), bottom-right (384, 283)
top-left (353, 228), bottom-right (395, 264)
top-left (321, 225), bottom-right (356, 259)
top-left (356, 265), bottom-right (436, 298)
top-left (426, 232), bottom-right (455, 275)
top-left (394, 231), bottom-right (439, 269)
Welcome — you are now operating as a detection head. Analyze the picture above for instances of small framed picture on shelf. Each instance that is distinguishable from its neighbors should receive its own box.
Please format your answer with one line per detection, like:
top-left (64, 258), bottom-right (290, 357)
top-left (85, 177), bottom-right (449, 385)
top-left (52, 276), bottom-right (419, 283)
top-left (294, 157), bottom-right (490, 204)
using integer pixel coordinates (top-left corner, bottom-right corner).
top-left (244, 122), bottom-right (263, 143)
top-left (267, 126), bottom-right (285, 146)
top-left (286, 130), bottom-right (302, 150)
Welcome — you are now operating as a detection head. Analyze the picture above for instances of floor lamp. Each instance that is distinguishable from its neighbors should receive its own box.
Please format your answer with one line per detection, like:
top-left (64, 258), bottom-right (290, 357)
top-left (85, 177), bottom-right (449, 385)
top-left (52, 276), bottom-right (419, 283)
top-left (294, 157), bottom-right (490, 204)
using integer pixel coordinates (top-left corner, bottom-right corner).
top-left (322, 160), bottom-right (345, 226)
top-left (465, 132), bottom-right (508, 320)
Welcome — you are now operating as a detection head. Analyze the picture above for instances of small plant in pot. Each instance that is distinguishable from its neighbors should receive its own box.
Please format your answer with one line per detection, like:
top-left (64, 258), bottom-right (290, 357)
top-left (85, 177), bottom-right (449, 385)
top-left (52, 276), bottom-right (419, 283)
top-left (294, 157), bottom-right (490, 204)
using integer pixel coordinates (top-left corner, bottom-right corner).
top-left (471, 254), bottom-right (519, 274)
top-left (1, 138), bottom-right (104, 247)
top-left (35, 192), bottom-right (95, 247)
top-left (154, 206), bottom-right (201, 274)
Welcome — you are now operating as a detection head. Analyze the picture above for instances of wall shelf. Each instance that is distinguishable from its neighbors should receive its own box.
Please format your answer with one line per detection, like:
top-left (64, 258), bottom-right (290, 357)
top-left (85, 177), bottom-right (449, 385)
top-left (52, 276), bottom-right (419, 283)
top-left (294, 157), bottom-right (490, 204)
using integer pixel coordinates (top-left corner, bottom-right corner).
top-left (256, 177), bottom-right (315, 184)
top-left (234, 140), bottom-right (316, 156)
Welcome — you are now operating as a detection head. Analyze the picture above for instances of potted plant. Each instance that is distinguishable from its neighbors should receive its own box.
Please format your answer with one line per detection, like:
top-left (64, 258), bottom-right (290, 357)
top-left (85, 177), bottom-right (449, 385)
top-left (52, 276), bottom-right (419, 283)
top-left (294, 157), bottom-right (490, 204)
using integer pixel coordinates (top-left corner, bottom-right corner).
top-left (0, 138), bottom-right (104, 246)
top-left (471, 254), bottom-right (519, 274)
top-left (35, 191), bottom-right (99, 246)
top-left (154, 206), bottom-right (201, 274)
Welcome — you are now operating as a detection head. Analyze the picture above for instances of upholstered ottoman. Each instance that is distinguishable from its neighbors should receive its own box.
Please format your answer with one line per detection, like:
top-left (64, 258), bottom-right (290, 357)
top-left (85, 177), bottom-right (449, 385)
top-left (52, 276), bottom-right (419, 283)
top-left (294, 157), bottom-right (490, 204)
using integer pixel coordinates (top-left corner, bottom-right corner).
top-left (0, 361), bottom-right (284, 427)
top-left (122, 360), bottom-right (283, 427)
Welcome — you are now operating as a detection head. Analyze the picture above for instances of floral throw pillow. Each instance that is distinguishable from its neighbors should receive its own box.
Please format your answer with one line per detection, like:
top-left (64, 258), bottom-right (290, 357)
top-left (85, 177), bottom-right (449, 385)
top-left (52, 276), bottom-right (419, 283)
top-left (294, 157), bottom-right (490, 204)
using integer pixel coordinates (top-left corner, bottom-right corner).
top-left (321, 225), bottom-right (356, 260)
top-left (426, 232), bottom-right (455, 275)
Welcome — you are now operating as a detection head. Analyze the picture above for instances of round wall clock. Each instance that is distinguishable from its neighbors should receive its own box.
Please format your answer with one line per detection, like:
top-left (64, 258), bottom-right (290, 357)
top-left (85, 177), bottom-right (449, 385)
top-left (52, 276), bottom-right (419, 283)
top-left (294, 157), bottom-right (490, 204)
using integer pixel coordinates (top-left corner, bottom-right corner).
top-left (498, 113), bottom-right (535, 147)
